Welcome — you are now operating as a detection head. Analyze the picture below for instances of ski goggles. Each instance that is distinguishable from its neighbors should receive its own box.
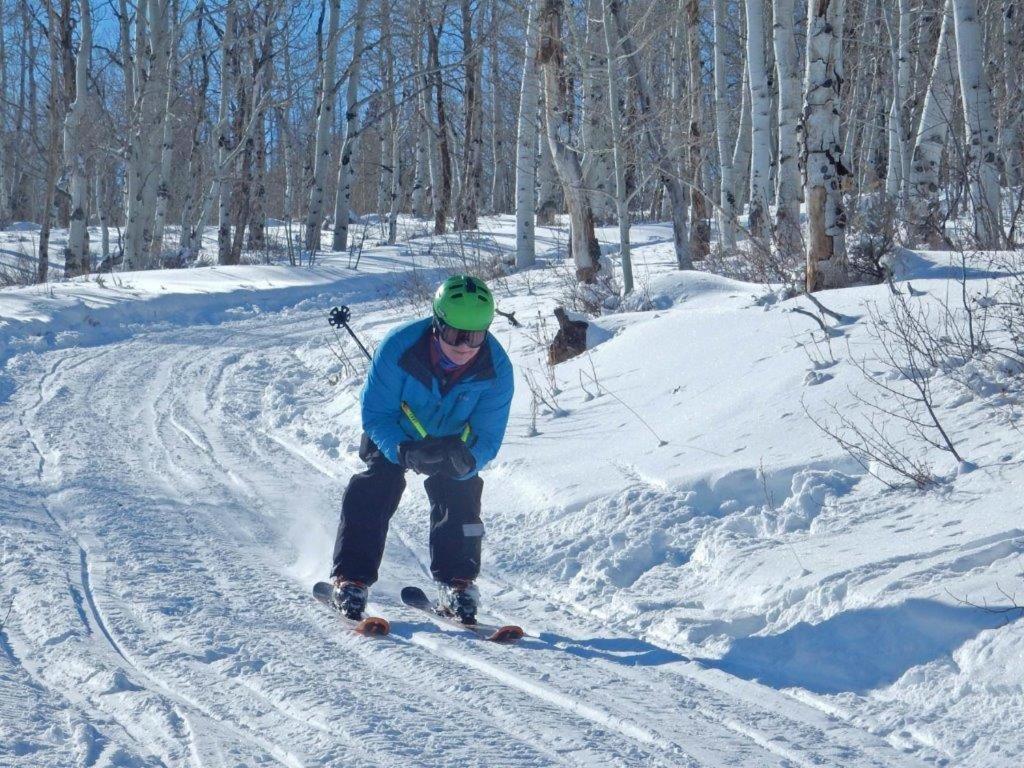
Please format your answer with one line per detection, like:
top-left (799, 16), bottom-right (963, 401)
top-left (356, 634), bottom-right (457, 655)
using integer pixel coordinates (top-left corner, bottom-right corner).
top-left (433, 317), bottom-right (489, 348)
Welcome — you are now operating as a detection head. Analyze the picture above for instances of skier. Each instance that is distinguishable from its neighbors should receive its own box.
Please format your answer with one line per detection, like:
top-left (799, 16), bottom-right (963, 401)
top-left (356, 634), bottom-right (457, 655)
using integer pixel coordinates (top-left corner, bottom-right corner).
top-left (330, 275), bottom-right (514, 624)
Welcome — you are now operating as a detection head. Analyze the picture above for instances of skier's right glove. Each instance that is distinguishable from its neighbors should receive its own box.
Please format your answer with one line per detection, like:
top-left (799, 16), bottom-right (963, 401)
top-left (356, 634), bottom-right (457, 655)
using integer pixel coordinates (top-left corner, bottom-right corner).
top-left (398, 438), bottom-right (452, 476)
top-left (399, 435), bottom-right (476, 478)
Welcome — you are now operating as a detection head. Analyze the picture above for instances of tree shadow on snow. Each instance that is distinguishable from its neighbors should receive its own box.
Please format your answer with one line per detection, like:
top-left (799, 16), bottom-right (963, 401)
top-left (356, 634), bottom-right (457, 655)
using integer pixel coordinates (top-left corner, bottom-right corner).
top-left (895, 248), bottom-right (1013, 282)
top-left (705, 598), bottom-right (1020, 695)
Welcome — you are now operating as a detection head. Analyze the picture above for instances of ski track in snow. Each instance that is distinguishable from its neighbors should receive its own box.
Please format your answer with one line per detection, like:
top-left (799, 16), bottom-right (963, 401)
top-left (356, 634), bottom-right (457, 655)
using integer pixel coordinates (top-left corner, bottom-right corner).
top-left (2, 281), bottom-right (938, 766)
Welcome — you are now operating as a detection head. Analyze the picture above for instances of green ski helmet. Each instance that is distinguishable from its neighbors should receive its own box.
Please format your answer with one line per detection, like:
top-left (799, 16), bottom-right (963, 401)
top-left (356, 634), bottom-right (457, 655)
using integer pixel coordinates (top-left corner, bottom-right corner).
top-left (432, 275), bottom-right (495, 331)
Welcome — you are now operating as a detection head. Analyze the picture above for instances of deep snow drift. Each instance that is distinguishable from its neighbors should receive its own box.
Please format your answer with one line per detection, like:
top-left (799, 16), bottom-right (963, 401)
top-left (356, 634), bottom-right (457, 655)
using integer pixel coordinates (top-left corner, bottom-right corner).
top-left (1, 217), bottom-right (1022, 767)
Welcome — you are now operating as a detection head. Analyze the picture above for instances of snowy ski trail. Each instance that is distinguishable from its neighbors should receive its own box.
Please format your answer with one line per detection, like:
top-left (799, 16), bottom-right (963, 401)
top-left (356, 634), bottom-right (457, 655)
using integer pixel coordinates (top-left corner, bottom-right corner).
top-left (0, 291), bottom-right (931, 766)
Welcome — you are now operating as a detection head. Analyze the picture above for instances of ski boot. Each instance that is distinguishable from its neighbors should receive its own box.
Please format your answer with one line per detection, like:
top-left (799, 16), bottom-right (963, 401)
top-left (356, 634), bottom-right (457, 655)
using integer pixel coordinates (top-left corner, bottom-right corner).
top-left (331, 578), bottom-right (368, 620)
top-left (436, 579), bottom-right (480, 625)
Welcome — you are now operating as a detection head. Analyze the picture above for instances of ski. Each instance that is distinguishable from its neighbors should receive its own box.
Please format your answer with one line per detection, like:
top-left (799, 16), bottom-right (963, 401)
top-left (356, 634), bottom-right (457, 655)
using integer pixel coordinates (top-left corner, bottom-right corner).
top-left (312, 581), bottom-right (390, 636)
top-left (400, 586), bottom-right (524, 643)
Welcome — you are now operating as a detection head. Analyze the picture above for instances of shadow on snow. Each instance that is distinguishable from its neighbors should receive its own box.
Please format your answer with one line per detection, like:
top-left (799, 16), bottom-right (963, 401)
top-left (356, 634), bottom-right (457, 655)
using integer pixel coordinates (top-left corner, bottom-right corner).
top-left (705, 598), bottom-right (1020, 695)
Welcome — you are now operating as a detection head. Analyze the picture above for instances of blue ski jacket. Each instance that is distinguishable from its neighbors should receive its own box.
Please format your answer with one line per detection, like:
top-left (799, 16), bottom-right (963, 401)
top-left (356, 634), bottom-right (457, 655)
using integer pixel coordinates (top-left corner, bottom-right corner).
top-left (360, 318), bottom-right (514, 479)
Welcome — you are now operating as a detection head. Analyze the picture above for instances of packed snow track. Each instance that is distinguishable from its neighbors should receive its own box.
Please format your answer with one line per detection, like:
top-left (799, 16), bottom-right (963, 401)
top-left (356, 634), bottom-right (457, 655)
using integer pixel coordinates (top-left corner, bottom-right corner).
top-left (0, 293), bottom-right (926, 767)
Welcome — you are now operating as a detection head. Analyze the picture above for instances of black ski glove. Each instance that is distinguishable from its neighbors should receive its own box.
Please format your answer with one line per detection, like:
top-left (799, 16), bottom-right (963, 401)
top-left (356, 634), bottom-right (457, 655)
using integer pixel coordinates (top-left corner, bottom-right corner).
top-left (399, 435), bottom-right (476, 477)
top-left (399, 438), bottom-right (451, 476)
top-left (437, 435), bottom-right (476, 478)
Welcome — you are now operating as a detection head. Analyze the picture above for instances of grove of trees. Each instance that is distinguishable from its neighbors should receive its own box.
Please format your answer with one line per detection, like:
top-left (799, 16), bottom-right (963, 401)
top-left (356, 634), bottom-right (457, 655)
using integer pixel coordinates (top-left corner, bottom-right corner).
top-left (0, 0), bottom-right (1020, 292)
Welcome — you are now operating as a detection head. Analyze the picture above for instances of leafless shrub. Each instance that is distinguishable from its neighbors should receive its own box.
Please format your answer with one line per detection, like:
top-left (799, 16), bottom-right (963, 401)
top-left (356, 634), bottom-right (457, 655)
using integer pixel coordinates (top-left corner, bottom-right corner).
top-left (523, 367), bottom-right (567, 419)
top-left (806, 285), bottom-right (979, 489)
top-left (948, 584), bottom-right (1024, 624)
top-left (704, 224), bottom-right (804, 294)
top-left (846, 194), bottom-right (898, 285)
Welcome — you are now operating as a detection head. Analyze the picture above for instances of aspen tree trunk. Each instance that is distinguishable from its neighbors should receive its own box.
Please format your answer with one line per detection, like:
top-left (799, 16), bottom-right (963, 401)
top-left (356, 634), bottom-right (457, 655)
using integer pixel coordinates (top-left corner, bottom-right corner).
top-left (218, 4), bottom-right (242, 264)
top-left (151, 20), bottom-right (178, 262)
top-left (1000, 0), bottom-right (1022, 185)
top-left (411, 25), bottom-right (433, 221)
top-left (0, 3), bottom-right (8, 229)
top-left (178, 2), bottom-right (210, 263)
top-left (381, 0), bottom-right (400, 245)
top-left (536, 135), bottom-right (560, 224)
top-left (602, 0), bottom-right (632, 294)
top-left (909, 0), bottom-right (956, 245)
top-left (489, 1), bottom-right (509, 213)
top-left (279, 38), bottom-right (299, 222)
top-left (514, 0), bottom-right (542, 268)
top-left (581, 0), bottom-right (614, 223)
top-left (124, 0), bottom-right (172, 270)
top-left (96, 171), bottom-right (110, 266)
top-left (684, 0), bottom-right (709, 261)
top-left (412, 119), bottom-right (431, 218)
top-left (773, 0), bottom-right (802, 257)
top-left (332, 0), bottom-right (369, 251)
top-left (804, 0), bottom-right (849, 292)
top-left (428, 18), bottom-right (453, 234)
top-left (732, 64), bottom-right (752, 216)
top-left (38, 0), bottom-right (63, 282)
top-left (746, 0), bottom-right (773, 241)
top-left (248, 23), bottom-right (273, 252)
top-left (63, 0), bottom-right (91, 277)
top-left (120, 0), bottom-right (142, 268)
top-left (713, 0), bottom-right (737, 250)
top-left (455, 0), bottom-right (484, 231)
top-left (537, 0), bottom-right (601, 281)
top-left (185, 2), bottom-right (235, 262)
top-left (304, 0), bottom-right (340, 253)
top-left (884, 0), bottom-right (911, 201)
top-left (610, 0), bottom-right (692, 270)
top-left (227, 26), bottom-right (257, 266)
top-left (951, 0), bottom-right (1002, 247)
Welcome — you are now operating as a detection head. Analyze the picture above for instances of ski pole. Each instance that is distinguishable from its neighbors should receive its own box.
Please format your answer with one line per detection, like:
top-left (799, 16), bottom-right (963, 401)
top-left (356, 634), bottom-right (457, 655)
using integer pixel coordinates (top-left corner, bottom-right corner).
top-left (328, 306), bottom-right (471, 443)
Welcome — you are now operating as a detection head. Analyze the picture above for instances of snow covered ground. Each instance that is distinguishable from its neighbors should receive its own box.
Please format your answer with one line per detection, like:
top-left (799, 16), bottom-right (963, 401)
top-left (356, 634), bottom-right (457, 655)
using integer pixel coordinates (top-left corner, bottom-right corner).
top-left (1, 216), bottom-right (1022, 766)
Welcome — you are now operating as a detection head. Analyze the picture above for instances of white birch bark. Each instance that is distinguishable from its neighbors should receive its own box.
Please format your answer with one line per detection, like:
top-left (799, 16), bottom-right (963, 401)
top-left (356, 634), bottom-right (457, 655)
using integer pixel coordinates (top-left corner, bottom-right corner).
top-left (745, 0), bottom-right (772, 241)
top-left (684, 0), bottom-right (709, 261)
top-left (455, 0), bottom-right (485, 231)
top-left (732, 64), bottom-right (752, 213)
top-left (95, 171), bottom-right (110, 267)
top-left (410, 22), bottom-right (435, 220)
top-left (217, 4), bottom-right (241, 264)
top-left (186, 2), bottom-right (236, 262)
top-left (772, 0), bottom-right (801, 256)
top-left (304, 0), bottom-right (340, 253)
top-left (602, 0), bottom-right (632, 294)
top-left (412, 117), bottom-right (432, 218)
top-left (489, 2), bottom-right (509, 214)
top-left (0, 4), bottom-right (8, 229)
top-left (803, 0), bottom-right (849, 292)
top-left (1000, 0), bottom-right (1022, 184)
top-left (63, 0), bottom-right (91, 277)
top-left (537, 0), bottom-right (601, 281)
top-left (514, 0), bottom-right (541, 268)
top-left (151, 20), bottom-right (177, 261)
top-left (536, 130), bottom-right (560, 224)
top-left (581, 0), bottom-right (614, 223)
top-left (884, 0), bottom-right (911, 201)
top-left (124, 0), bottom-right (172, 270)
top-left (713, 0), bottom-right (737, 250)
top-left (909, 0), bottom-right (956, 244)
top-left (382, 0), bottom-right (400, 245)
top-left (332, 0), bottom-right (369, 251)
top-left (952, 0), bottom-right (1003, 247)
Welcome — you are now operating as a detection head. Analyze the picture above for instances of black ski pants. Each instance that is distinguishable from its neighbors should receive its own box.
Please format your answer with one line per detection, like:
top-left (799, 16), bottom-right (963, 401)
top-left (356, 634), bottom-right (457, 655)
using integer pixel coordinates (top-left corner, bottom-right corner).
top-left (331, 434), bottom-right (484, 586)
